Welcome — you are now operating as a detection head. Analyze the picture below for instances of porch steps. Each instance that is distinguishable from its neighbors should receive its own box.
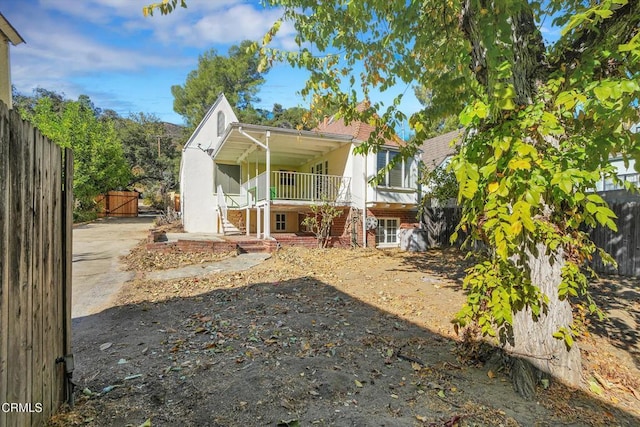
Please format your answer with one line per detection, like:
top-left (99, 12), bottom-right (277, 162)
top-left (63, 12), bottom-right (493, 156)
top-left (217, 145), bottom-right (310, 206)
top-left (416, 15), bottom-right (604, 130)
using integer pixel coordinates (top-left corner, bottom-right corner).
top-left (221, 218), bottom-right (244, 236)
top-left (234, 239), bottom-right (270, 254)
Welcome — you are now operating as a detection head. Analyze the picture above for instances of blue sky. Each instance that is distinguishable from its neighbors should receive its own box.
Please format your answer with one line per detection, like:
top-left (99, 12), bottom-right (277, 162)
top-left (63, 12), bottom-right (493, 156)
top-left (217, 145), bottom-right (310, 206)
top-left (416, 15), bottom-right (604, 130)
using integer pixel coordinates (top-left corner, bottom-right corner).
top-left (1, 0), bottom-right (424, 127)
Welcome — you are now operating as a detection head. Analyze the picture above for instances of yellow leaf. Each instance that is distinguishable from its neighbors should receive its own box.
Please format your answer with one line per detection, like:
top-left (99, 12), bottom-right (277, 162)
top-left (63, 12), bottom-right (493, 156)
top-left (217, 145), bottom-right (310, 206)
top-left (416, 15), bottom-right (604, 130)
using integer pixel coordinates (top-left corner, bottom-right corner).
top-left (488, 182), bottom-right (499, 193)
top-left (508, 159), bottom-right (531, 170)
top-left (510, 221), bottom-right (523, 235)
top-left (487, 370), bottom-right (495, 379)
top-left (589, 380), bottom-right (604, 396)
top-left (355, 380), bottom-right (363, 388)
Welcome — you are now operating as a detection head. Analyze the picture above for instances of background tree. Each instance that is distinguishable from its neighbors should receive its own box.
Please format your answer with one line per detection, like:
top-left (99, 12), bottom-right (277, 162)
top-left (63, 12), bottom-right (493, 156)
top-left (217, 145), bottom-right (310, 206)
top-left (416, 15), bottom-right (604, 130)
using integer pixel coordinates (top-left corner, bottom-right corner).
top-left (17, 91), bottom-right (131, 220)
top-left (144, 0), bottom-right (640, 396)
top-left (421, 163), bottom-right (459, 208)
top-left (172, 40), bottom-right (265, 129)
top-left (413, 86), bottom-right (459, 138)
top-left (114, 112), bottom-right (182, 209)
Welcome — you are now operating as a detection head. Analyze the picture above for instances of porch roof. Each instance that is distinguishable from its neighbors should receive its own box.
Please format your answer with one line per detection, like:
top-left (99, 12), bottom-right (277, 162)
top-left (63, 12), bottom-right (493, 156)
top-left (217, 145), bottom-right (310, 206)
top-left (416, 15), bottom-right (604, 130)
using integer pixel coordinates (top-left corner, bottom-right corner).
top-left (212, 123), bottom-right (354, 166)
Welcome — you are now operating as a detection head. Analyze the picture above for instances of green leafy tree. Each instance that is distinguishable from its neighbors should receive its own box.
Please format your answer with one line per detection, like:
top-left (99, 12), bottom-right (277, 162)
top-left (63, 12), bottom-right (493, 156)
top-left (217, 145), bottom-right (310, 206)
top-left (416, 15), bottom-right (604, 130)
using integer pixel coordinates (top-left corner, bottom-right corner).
top-left (145, 0), bottom-right (640, 394)
top-left (18, 92), bottom-right (130, 218)
top-left (302, 200), bottom-right (344, 248)
top-left (421, 163), bottom-right (459, 207)
top-left (114, 112), bottom-right (182, 209)
top-left (413, 86), bottom-right (459, 138)
top-left (172, 41), bottom-right (266, 129)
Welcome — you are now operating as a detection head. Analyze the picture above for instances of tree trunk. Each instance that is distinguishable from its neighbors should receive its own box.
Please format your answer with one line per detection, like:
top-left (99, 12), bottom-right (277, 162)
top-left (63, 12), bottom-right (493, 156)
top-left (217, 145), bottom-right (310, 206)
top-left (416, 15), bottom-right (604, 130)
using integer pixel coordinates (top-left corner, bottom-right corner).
top-left (459, 1), bottom-right (581, 394)
top-left (507, 244), bottom-right (582, 397)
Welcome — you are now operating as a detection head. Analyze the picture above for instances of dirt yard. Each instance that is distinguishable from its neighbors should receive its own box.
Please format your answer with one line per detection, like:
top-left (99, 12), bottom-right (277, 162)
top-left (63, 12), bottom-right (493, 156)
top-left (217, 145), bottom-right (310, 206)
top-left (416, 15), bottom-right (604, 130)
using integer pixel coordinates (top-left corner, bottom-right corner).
top-left (52, 244), bottom-right (640, 426)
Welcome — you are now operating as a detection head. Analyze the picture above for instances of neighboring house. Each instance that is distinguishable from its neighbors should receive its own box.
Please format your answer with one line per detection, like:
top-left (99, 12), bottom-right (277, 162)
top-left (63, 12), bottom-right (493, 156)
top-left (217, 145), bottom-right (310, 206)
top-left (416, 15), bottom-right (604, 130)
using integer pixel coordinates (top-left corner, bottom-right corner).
top-left (0, 12), bottom-right (25, 109)
top-left (420, 128), bottom-right (463, 173)
top-left (179, 94), bottom-right (421, 248)
top-left (596, 122), bottom-right (640, 203)
top-left (420, 129), bottom-right (463, 208)
top-left (596, 157), bottom-right (639, 203)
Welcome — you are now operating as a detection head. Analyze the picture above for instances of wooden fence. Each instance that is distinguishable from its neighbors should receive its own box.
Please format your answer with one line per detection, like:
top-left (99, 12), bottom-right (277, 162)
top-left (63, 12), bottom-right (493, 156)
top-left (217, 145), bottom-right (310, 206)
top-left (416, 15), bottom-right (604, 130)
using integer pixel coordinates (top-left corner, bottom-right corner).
top-left (0, 101), bottom-right (73, 426)
top-left (95, 190), bottom-right (138, 217)
top-left (589, 202), bottom-right (640, 277)
top-left (422, 203), bottom-right (640, 277)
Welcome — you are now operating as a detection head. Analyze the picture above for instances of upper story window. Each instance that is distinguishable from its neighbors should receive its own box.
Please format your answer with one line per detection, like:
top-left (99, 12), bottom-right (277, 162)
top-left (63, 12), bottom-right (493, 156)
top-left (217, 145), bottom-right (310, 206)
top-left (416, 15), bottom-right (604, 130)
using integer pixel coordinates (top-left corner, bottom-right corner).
top-left (217, 111), bottom-right (225, 137)
top-left (377, 149), bottom-right (412, 188)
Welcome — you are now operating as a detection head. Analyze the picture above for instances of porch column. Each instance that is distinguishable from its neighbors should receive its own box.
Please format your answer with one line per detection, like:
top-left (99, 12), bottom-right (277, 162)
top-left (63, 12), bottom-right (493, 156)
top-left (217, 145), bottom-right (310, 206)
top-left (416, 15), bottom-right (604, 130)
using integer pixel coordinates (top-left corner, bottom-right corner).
top-left (246, 161), bottom-right (250, 236)
top-left (256, 206), bottom-right (261, 239)
top-left (362, 152), bottom-right (368, 248)
top-left (246, 208), bottom-right (250, 236)
top-left (264, 131), bottom-right (271, 238)
top-left (238, 126), bottom-right (271, 239)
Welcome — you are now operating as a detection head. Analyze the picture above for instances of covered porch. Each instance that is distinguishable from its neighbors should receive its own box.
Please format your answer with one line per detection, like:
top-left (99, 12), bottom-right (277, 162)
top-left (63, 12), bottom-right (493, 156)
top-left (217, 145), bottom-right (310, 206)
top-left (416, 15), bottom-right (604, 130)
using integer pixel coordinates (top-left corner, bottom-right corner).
top-left (211, 123), bottom-right (354, 238)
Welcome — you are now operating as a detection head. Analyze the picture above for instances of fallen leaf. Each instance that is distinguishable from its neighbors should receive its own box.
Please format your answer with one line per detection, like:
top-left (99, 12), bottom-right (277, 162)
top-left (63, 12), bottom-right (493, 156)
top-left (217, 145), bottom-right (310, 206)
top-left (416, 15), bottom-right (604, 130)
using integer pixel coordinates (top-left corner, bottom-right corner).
top-left (628, 386), bottom-right (640, 401)
top-left (99, 342), bottom-right (112, 351)
top-left (589, 380), bottom-right (604, 396)
top-left (487, 370), bottom-right (495, 379)
top-left (355, 380), bottom-right (363, 388)
top-left (138, 419), bottom-right (152, 427)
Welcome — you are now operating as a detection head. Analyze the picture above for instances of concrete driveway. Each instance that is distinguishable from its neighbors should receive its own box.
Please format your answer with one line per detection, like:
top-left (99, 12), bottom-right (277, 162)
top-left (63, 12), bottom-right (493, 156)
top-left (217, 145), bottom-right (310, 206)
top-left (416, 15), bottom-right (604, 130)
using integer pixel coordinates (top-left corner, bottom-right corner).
top-left (72, 216), bottom-right (154, 318)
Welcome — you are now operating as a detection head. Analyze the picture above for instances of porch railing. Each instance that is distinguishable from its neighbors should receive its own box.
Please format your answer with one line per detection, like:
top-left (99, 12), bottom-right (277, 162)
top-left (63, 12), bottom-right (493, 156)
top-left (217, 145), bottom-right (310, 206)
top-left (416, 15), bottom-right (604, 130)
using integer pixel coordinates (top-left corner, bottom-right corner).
top-left (240, 171), bottom-right (351, 204)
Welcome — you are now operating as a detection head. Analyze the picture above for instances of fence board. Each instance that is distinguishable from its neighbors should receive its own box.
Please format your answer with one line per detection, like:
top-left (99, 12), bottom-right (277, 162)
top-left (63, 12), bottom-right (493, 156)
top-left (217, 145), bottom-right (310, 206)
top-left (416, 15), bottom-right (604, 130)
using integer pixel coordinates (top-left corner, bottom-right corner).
top-left (421, 207), bottom-right (463, 248)
top-left (0, 102), bottom-right (71, 426)
top-left (41, 133), bottom-right (54, 421)
top-left (31, 128), bottom-right (44, 427)
top-left (0, 97), bottom-right (10, 427)
top-left (7, 106), bottom-right (29, 424)
top-left (589, 202), bottom-right (640, 277)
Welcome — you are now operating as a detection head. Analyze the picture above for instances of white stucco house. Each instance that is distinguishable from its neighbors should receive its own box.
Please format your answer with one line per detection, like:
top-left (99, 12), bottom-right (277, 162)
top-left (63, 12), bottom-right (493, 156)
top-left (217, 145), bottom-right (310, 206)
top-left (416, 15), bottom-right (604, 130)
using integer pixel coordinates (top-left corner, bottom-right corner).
top-left (179, 94), bottom-right (421, 248)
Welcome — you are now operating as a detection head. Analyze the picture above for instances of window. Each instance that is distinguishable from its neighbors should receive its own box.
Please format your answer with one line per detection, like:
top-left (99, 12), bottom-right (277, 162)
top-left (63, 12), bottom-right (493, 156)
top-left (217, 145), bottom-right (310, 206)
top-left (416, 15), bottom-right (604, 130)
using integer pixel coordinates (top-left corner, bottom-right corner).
top-left (377, 150), bottom-right (411, 188)
top-left (217, 111), bottom-right (225, 137)
top-left (275, 213), bottom-right (286, 231)
top-left (376, 218), bottom-right (399, 245)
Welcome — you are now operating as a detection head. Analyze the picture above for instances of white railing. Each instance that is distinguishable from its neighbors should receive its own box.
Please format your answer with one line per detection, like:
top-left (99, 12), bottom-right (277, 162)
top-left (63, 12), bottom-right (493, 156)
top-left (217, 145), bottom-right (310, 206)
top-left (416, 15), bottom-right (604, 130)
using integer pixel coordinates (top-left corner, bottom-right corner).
top-left (241, 171), bottom-right (351, 203)
top-left (216, 184), bottom-right (227, 222)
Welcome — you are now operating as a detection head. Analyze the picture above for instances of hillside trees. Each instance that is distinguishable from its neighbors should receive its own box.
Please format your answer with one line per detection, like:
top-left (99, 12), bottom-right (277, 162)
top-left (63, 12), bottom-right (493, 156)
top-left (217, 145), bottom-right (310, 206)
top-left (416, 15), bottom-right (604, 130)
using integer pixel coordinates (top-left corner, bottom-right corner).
top-left (171, 41), bottom-right (314, 130)
top-left (145, 0), bottom-right (640, 395)
top-left (17, 91), bottom-right (130, 219)
top-left (172, 40), bottom-right (266, 128)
